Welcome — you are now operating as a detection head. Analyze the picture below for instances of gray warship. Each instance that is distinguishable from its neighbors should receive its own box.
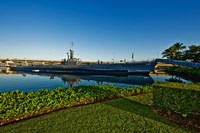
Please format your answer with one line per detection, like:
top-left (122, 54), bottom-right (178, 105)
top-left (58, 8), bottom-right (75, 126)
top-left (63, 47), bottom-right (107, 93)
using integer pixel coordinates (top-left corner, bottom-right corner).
top-left (11, 49), bottom-right (156, 75)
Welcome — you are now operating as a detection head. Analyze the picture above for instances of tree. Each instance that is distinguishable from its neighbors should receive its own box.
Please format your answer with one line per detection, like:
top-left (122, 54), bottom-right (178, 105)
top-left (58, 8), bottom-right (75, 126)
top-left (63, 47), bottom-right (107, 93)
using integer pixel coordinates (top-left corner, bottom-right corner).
top-left (162, 42), bottom-right (186, 60)
top-left (162, 46), bottom-right (176, 59)
top-left (173, 42), bottom-right (186, 59)
top-left (185, 45), bottom-right (200, 62)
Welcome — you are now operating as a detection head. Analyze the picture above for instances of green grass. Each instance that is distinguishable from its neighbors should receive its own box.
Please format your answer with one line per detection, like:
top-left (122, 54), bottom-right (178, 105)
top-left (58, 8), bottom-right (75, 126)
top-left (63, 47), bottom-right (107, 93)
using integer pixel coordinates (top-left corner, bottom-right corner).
top-left (0, 93), bottom-right (189, 133)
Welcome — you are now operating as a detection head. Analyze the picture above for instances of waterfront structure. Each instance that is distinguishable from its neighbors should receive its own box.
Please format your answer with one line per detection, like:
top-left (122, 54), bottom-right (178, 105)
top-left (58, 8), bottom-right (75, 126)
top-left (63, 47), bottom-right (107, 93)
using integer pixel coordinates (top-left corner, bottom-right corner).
top-left (17, 61), bottom-right (28, 66)
top-left (0, 59), bottom-right (15, 67)
top-left (155, 58), bottom-right (200, 68)
top-left (31, 62), bottom-right (45, 66)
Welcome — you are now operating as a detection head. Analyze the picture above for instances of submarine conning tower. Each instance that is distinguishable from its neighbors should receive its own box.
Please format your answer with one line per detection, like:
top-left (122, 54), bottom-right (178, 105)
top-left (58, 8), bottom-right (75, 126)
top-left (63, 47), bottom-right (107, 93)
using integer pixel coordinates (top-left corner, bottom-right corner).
top-left (70, 49), bottom-right (74, 59)
top-left (64, 48), bottom-right (81, 65)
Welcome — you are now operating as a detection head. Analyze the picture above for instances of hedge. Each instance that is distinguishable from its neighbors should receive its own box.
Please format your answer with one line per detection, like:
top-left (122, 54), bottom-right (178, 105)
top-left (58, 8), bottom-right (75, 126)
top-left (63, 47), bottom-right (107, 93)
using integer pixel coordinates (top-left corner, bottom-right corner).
top-left (153, 82), bottom-right (200, 116)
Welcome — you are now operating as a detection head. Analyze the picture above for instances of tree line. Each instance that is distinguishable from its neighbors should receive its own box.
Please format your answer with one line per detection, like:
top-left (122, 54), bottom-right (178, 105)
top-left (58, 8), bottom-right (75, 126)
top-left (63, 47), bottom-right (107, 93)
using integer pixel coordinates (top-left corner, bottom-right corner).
top-left (162, 42), bottom-right (200, 62)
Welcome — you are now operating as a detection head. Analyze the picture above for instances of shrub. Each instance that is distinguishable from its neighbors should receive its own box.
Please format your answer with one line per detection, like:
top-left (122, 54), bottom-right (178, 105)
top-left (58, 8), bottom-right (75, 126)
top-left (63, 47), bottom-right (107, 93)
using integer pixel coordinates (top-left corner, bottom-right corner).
top-left (153, 82), bottom-right (200, 116)
top-left (0, 84), bottom-right (152, 125)
top-left (166, 67), bottom-right (200, 81)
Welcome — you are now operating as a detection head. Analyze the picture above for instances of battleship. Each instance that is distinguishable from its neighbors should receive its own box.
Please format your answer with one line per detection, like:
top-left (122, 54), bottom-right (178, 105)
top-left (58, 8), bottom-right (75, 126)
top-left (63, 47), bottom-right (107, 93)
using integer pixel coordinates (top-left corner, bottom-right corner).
top-left (10, 49), bottom-right (156, 75)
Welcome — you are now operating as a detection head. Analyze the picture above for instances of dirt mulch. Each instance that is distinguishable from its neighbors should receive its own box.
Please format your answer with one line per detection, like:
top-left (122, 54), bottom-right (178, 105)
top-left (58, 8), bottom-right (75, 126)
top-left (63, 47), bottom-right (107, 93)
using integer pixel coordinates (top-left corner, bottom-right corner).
top-left (153, 108), bottom-right (200, 133)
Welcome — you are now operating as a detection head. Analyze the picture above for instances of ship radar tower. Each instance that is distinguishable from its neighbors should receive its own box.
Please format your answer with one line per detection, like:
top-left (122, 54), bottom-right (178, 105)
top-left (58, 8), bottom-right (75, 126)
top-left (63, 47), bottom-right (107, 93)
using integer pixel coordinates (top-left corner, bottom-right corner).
top-left (64, 42), bottom-right (81, 65)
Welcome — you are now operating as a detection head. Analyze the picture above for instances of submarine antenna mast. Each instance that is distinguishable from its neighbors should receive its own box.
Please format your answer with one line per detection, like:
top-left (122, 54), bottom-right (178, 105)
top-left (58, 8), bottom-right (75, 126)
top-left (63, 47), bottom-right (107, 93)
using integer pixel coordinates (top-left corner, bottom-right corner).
top-left (71, 42), bottom-right (74, 50)
top-left (70, 42), bottom-right (74, 59)
top-left (132, 52), bottom-right (134, 62)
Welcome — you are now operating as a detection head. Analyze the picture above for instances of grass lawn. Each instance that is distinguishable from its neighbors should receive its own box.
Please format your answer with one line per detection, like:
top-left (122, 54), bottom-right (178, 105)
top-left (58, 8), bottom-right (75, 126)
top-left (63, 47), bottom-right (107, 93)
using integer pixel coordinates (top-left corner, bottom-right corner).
top-left (0, 93), bottom-right (189, 133)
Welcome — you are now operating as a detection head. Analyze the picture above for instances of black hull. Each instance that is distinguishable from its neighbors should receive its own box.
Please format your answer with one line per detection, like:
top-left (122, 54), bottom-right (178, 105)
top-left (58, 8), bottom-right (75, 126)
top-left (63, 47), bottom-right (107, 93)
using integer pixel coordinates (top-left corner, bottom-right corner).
top-left (11, 67), bottom-right (150, 76)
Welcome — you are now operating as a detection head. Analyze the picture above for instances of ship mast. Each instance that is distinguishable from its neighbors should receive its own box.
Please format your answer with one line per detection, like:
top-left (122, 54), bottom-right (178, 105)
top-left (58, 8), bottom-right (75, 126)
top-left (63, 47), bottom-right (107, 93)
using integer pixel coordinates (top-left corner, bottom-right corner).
top-left (65, 42), bottom-right (81, 65)
top-left (70, 42), bottom-right (74, 59)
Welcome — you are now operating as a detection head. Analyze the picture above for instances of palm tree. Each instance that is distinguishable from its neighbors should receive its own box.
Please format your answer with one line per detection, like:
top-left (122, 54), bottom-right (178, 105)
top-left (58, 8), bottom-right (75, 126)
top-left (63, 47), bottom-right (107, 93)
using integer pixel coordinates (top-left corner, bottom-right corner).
top-left (162, 42), bottom-right (186, 60)
top-left (162, 46), bottom-right (176, 59)
top-left (173, 42), bottom-right (186, 59)
top-left (162, 49), bottom-right (170, 59)
top-left (186, 45), bottom-right (200, 62)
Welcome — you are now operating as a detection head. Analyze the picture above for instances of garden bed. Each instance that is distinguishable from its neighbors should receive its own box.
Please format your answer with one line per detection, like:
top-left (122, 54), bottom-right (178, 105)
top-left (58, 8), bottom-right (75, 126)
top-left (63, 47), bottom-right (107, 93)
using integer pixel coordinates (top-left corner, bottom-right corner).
top-left (153, 108), bottom-right (200, 132)
top-left (0, 85), bottom-right (152, 126)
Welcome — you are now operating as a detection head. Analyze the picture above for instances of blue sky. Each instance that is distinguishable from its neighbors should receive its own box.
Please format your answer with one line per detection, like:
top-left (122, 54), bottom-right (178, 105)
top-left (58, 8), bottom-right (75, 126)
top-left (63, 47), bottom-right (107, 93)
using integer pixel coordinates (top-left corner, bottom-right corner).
top-left (0, 0), bottom-right (200, 61)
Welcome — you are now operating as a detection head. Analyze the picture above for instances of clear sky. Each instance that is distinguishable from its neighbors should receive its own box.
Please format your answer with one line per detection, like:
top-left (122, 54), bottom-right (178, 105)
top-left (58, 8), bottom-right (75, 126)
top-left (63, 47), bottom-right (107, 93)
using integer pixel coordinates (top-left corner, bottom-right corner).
top-left (0, 0), bottom-right (200, 61)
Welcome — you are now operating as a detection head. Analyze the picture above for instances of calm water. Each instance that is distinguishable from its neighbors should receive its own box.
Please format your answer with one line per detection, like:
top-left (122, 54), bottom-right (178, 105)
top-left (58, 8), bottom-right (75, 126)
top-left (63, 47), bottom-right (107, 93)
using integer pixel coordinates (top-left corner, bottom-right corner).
top-left (0, 71), bottom-right (192, 92)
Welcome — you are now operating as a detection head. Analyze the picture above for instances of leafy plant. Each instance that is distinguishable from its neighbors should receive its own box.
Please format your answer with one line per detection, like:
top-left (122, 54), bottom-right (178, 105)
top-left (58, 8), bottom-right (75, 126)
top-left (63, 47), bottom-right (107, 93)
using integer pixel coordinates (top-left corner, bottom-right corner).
top-left (166, 67), bottom-right (200, 82)
top-left (152, 82), bottom-right (200, 116)
top-left (0, 84), bottom-right (152, 125)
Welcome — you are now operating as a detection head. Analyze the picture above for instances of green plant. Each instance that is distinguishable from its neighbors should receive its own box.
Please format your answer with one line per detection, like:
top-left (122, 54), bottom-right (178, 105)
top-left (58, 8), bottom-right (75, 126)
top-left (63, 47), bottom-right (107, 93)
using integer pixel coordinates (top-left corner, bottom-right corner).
top-left (0, 93), bottom-right (187, 133)
top-left (153, 82), bottom-right (200, 116)
top-left (0, 84), bottom-right (152, 125)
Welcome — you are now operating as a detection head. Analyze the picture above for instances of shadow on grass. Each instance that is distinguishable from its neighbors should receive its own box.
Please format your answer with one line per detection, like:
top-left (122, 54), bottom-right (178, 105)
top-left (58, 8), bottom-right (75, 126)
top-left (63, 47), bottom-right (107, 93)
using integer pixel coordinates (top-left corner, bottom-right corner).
top-left (104, 97), bottom-right (175, 127)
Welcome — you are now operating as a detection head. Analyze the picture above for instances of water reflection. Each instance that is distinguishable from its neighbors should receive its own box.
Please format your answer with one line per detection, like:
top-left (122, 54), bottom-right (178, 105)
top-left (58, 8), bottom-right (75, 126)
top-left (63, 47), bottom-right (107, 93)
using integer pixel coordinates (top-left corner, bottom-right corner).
top-left (0, 67), bottom-right (13, 74)
top-left (22, 72), bottom-right (154, 87)
top-left (150, 73), bottom-right (192, 84)
top-left (165, 76), bottom-right (184, 83)
top-left (0, 70), bottom-right (192, 92)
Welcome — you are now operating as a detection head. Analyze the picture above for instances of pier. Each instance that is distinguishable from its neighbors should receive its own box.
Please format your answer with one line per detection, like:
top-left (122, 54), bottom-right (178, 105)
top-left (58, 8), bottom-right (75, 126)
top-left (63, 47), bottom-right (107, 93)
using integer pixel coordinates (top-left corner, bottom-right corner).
top-left (155, 58), bottom-right (200, 68)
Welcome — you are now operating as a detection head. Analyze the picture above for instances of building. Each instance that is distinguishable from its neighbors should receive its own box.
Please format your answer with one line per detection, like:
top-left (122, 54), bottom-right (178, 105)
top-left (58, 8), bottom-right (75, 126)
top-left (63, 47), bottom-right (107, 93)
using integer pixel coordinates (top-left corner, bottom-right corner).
top-left (17, 61), bottom-right (28, 66)
top-left (31, 62), bottom-right (45, 66)
top-left (0, 59), bottom-right (15, 67)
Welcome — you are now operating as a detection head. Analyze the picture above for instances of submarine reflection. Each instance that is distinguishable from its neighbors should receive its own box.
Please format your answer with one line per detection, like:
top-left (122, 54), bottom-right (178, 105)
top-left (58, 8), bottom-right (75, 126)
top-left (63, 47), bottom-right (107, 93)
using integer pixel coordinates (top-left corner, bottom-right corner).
top-left (21, 72), bottom-right (154, 87)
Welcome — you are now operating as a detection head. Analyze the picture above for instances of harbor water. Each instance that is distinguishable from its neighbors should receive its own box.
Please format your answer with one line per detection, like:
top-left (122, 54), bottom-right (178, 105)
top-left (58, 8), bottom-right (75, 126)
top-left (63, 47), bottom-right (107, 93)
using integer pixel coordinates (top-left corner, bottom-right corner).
top-left (0, 68), bottom-right (192, 93)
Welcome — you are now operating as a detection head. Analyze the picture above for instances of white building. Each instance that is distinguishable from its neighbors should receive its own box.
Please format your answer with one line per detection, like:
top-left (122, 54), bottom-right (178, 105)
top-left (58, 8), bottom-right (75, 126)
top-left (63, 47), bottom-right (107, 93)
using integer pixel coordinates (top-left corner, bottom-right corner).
top-left (0, 60), bottom-right (15, 67)
top-left (17, 61), bottom-right (28, 66)
top-left (32, 62), bottom-right (45, 66)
